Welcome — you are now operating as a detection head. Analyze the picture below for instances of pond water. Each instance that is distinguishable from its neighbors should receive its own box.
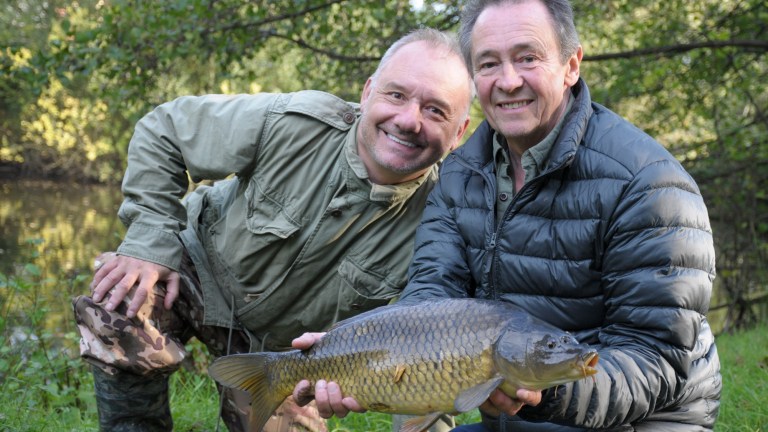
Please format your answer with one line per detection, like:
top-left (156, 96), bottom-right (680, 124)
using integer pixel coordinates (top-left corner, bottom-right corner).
top-left (0, 181), bottom-right (125, 274)
top-left (0, 180), bottom-right (125, 352)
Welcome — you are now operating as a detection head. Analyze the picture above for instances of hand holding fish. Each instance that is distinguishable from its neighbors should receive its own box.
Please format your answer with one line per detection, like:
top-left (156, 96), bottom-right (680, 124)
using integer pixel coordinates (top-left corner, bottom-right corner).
top-left (480, 388), bottom-right (542, 417)
top-left (90, 253), bottom-right (180, 318)
top-left (292, 332), bottom-right (366, 419)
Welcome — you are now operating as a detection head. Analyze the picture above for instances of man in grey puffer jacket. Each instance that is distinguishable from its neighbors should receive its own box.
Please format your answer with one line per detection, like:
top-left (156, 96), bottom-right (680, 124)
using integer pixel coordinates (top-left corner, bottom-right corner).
top-left (394, 0), bottom-right (721, 430)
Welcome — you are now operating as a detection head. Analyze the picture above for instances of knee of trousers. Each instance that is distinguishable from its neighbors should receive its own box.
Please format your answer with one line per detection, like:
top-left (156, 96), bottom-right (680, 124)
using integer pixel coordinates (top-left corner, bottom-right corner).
top-left (72, 294), bottom-right (187, 377)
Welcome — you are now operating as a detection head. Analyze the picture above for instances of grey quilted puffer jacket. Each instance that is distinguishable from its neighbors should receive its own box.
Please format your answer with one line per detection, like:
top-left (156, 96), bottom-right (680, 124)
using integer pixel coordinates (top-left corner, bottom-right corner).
top-left (399, 79), bottom-right (721, 431)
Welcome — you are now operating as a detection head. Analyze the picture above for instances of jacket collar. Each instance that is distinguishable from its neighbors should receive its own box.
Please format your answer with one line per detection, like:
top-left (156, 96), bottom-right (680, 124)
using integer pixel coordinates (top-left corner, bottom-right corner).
top-left (547, 78), bottom-right (593, 173)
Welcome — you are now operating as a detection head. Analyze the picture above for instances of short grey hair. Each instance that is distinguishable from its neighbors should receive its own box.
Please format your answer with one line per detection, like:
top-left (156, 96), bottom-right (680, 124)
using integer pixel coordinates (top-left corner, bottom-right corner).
top-left (458, 0), bottom-right (580, 74)
top-left (371, 28), bottom-right (476, 103)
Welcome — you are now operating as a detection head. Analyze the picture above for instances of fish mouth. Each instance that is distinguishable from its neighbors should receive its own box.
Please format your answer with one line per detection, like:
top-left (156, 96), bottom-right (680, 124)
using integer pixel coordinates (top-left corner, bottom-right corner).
top-left (580, 351), bottom-right (599, 378)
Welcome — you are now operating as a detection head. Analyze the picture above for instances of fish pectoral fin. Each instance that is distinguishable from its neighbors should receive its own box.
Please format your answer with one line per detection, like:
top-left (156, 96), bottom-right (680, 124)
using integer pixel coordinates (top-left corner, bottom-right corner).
top-left (454, 376), bottom-right (505, 413)
top-left (399, 412), bottom-right (446, 432)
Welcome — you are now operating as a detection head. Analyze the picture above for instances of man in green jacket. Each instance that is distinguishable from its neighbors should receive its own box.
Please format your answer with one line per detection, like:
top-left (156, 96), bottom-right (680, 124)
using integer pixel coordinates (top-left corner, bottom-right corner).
top-left (72, 28), bottom-right (473, 432)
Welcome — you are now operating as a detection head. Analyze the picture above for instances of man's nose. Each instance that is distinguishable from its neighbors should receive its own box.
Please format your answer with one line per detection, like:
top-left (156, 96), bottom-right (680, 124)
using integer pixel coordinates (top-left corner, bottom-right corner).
top-left (496, 63), bottom-right (523, 92)
top-left (394, 102), bottom-right (422, 133)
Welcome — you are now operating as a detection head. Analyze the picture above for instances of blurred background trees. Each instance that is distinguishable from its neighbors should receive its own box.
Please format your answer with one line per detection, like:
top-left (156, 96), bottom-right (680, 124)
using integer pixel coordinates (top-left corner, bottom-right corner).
top-left (1, 0), bottom-right (766, 330)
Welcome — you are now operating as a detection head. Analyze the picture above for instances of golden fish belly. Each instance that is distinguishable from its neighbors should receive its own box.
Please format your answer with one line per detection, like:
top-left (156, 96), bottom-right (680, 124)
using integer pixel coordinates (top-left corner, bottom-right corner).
top-left (273, 342), bottom-right (497, 414)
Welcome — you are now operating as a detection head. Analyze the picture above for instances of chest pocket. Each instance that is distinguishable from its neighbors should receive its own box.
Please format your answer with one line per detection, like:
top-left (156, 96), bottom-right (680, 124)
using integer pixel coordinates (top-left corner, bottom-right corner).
top-left (331, 257), bottom-right (402, 323)
top-left (244, 180), bottom-right (300, 239)
top-left (211, 179), bottom-right (302, 286)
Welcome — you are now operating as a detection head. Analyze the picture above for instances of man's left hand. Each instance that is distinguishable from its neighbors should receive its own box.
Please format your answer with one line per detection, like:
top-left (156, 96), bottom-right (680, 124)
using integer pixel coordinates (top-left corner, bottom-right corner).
top-left (291, 333), bottom-right (365, 419)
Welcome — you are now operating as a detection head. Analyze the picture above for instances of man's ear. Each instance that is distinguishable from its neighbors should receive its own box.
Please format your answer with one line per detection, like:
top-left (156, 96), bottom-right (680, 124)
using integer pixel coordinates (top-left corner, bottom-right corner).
top-left (360, 77), bottom-right (374, 109)
top-left (564, 45), bottom-right (583, 87)
top-left (452, 116), bottom-right (472, 151)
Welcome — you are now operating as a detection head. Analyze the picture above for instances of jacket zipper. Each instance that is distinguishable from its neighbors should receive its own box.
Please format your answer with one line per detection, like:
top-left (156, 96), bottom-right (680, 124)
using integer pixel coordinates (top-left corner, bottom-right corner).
top-left (494, 152), bottom-right (578, 297)
top-left (456, 152), bottom-right (574, 301)
top-left (453, 155), bottom-right (504, 299)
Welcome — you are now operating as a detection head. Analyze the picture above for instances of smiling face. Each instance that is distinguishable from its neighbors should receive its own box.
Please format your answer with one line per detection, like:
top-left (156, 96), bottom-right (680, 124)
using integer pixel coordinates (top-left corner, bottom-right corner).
top-left (356, 41), bottom-right (472, 185)
top-left (470, 0), bottom-right (581, 154)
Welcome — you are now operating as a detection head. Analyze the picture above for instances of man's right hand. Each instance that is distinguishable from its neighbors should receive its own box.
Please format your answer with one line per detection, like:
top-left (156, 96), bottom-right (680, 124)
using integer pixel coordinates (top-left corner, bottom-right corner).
top-left (90, 254), bottom-right (180, 318)
top-left (479, 388), bottom-right (542, 418)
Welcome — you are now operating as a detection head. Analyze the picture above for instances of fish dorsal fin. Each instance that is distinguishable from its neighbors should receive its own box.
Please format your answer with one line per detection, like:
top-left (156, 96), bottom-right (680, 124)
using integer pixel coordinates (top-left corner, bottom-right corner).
top-left (454, 376), bottom-right (504, 413)
top-left (399, 412), bottom-right (445, 432)
top-left (208, 353), bottom-right (286, 432)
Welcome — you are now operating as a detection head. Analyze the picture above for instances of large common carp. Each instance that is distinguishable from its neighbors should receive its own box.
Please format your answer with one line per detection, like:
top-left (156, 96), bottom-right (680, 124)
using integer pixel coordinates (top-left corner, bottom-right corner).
top-left (208, 298), bottom-right (599, 432)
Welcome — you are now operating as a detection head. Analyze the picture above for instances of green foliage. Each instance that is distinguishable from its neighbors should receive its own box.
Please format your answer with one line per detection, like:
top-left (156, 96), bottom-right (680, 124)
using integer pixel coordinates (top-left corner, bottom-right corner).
top-left (0, 46), bottom-right (49, 164)
top-left (168, 362), bottom-right (220, 431)
top-left (18, 78), bottom-right (124, 181)
top-left (49, 1), bottom-right (461, 106)
top-left (0, 266), bottom-right (95, 431)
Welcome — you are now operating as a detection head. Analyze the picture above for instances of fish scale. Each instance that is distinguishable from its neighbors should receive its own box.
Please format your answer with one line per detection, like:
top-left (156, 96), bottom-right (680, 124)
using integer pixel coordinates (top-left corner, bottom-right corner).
top-left (209, 298), bottom-right (599, 432)
top-left (272, 303), bottom-right (497, 413)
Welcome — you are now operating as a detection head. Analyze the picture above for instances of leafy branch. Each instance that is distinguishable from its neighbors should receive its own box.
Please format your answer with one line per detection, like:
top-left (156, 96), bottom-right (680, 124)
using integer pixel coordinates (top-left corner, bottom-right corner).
top-left (213, 0), bottom-right (350, 33)
top-left (585, 39), bottom-right (768, 61)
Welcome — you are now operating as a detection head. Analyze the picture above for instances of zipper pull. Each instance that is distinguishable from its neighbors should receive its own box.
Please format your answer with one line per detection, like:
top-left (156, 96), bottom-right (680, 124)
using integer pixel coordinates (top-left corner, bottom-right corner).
top-left (489, 232), bottom-right (497, 249)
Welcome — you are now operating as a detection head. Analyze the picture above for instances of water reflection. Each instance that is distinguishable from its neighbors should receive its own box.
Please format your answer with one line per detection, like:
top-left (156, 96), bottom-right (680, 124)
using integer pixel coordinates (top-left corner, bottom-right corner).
top-left (0, 180), bottom-right (125, 350)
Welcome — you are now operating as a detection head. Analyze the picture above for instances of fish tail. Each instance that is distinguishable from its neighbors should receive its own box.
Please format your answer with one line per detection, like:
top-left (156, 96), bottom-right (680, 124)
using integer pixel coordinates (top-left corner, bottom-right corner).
top-left (208, 353), bottom-right (287, 431)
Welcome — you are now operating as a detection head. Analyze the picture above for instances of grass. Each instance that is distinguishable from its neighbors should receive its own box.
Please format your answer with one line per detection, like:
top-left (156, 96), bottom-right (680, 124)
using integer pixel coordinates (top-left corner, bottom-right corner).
top-left (0, 266), bottom-right (765, 431)
top-left (714, 324), bottom-right (768, 431)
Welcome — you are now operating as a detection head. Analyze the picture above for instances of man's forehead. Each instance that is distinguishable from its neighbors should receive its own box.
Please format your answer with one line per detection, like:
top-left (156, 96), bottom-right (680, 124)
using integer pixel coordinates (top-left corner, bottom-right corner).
top-left (471, 3), bottom-right (557, 53)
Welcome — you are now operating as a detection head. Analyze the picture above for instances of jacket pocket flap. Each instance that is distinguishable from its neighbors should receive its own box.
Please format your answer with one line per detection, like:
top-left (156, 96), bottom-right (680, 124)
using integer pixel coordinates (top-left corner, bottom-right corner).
top-left (337, 258), bottom-right (400, 299)
top-left (244, 180), bottom-right (300, 238)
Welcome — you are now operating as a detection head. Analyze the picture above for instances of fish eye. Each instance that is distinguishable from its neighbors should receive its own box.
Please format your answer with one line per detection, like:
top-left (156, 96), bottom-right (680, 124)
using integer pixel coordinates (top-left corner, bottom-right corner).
top-left (561, 335), bottom-right (573, 344)
top-left (547, 339), bottom-right (557, 349)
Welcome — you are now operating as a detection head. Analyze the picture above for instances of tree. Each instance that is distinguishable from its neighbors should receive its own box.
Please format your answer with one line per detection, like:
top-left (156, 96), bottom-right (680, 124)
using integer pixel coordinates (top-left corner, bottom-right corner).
top-left (50, 1), bottom-right (461, 105)
top-left (0, 0), bottom-right (70, 170)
